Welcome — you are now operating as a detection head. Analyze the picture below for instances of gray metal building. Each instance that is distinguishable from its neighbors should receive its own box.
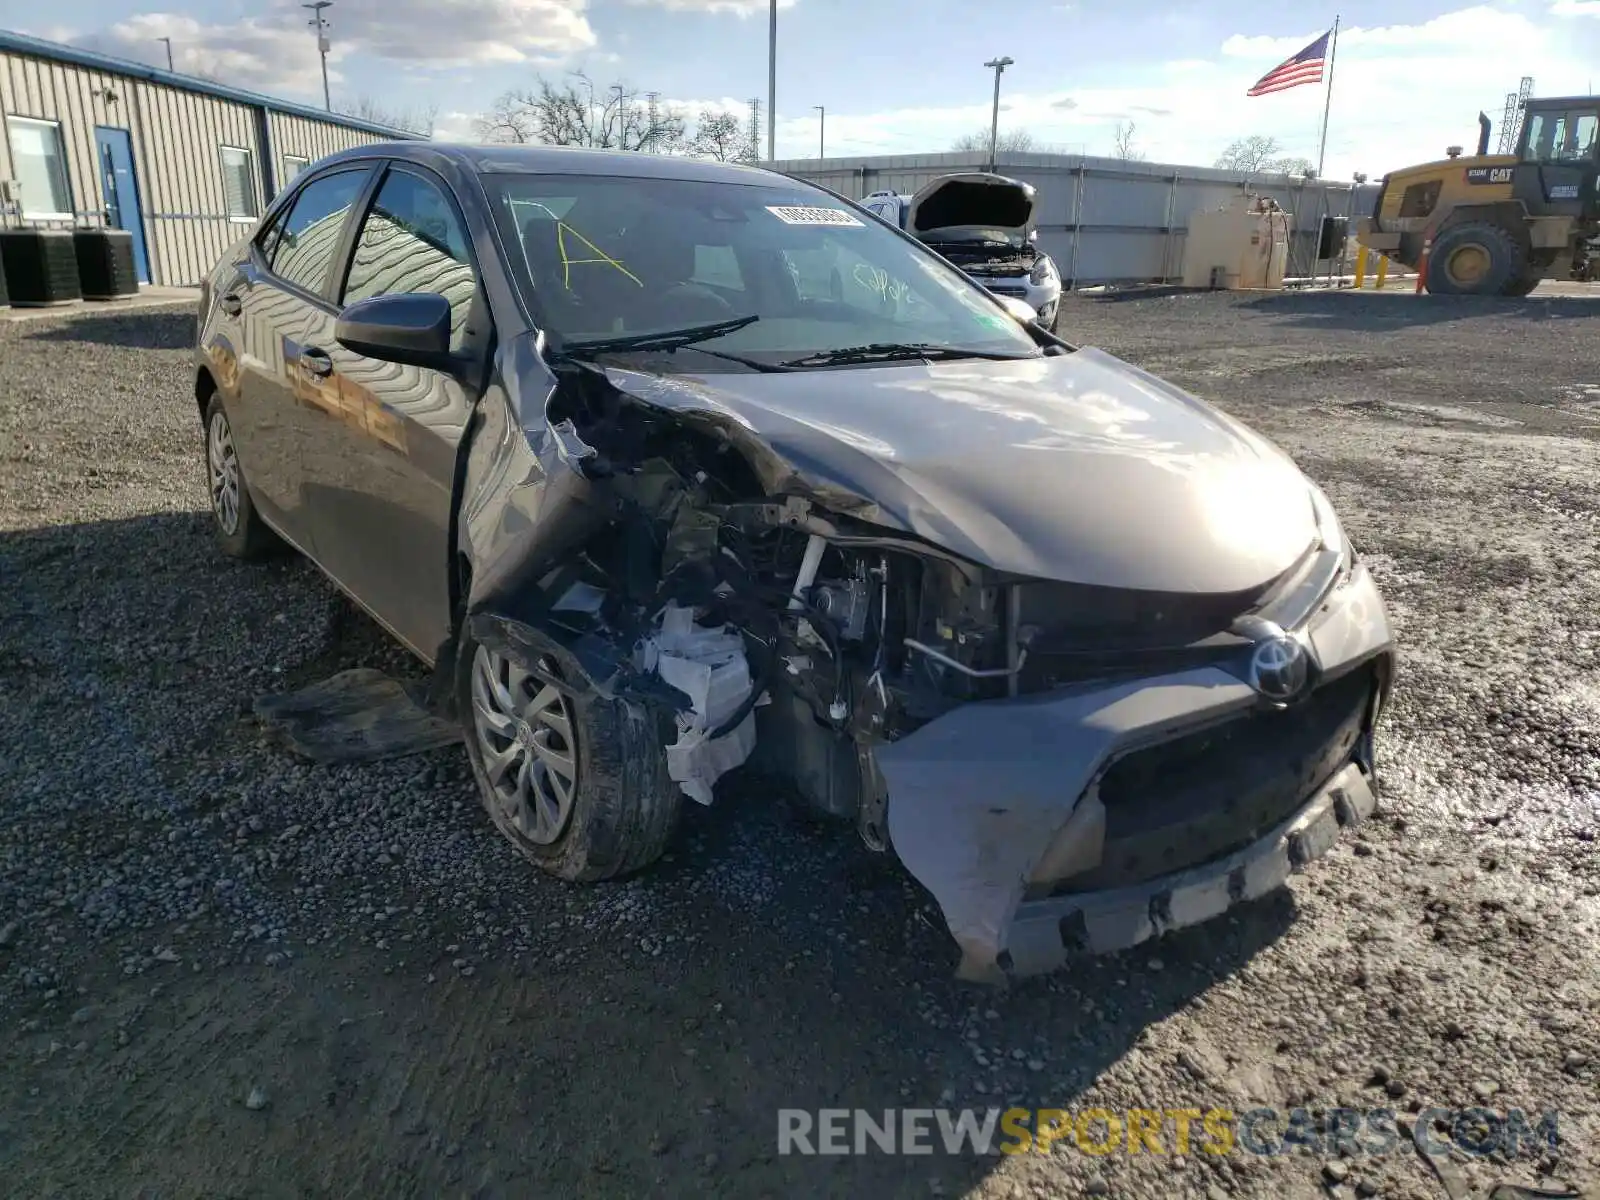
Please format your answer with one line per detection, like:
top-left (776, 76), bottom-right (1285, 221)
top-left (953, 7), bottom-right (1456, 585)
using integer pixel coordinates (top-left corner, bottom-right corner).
top-left (771, 151), bottom-right (1381, 288)
top-left (0, 29), bottom-right (422, 287)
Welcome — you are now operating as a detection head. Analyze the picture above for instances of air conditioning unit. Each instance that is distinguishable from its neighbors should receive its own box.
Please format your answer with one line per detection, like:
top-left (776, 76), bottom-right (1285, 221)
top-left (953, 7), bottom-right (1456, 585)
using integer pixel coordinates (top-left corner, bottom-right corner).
top-left (73, 229), bottom-right (140, 299)
top-left (0, 229), bottom-right (82, 306)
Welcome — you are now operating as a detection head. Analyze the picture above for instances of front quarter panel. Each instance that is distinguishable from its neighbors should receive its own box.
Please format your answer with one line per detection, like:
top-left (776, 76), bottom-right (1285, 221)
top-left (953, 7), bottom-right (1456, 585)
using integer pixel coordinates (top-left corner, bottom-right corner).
top-left (456, 333), bottom-right (613, 621)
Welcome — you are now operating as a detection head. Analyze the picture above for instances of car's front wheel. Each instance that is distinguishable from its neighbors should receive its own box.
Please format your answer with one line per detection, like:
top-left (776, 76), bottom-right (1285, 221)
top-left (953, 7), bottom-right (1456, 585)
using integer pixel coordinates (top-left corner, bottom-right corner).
top-left (202, 396), bottom-right (278, 559)
top-left (458, 629), bottom-right (681, 882)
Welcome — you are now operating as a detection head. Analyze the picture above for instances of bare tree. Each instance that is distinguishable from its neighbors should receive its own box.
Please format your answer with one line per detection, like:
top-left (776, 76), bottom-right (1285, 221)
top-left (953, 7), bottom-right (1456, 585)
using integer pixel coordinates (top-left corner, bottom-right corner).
top-left (950, 128), bottom-right (1035, 154)
top-left (1112, 120), bottom-right (1146, 161)
top-left (689, 110), bottom-right (755, 162)
top-left (475, 74), bottom-right (685, 152)
top-left (335, 94), bottom-right (437, 137)
top-left (1214, 134), bottom-right (1314, 177)
top-left (1215, 134), bottom-right (1282, 172)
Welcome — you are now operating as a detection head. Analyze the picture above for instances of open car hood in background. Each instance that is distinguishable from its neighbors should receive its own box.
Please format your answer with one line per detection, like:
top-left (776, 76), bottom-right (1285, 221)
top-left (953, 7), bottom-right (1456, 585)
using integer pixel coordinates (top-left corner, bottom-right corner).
top-left (906, 172), bottom-right (1037, 240)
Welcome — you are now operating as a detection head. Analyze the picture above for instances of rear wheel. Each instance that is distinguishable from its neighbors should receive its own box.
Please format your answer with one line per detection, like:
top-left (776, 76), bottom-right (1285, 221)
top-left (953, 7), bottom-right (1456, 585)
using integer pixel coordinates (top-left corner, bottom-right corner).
top-left (458, 628), bottom-right (681, 882)
top-left (1426, 222), bottom-right (1527, 296)
top-left (1503, 272), bottom-right (1542, 297)
top-left (202, 396), bottom-right (278, 560)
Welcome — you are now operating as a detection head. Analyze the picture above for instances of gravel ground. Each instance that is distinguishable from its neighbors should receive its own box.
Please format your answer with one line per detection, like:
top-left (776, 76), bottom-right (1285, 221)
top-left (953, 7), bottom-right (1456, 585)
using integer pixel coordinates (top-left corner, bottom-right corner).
top-left (1, 292), bottom-right (1597, 1200)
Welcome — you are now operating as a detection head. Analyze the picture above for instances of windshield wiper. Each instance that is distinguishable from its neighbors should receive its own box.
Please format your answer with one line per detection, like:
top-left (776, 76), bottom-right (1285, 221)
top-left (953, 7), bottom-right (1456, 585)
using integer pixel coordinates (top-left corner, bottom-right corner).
top-left (554, 315), bottom-right (793, 374)
top-left (780, 343), bottom-right (1035, 369)
top-left (557, 316), bottom-right (758, 357)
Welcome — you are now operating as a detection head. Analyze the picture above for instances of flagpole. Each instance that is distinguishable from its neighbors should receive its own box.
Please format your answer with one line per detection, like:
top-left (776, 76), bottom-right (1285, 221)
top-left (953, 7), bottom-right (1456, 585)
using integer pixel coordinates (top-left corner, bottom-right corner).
top-left (1317, 15), bottom-right (1340, 177)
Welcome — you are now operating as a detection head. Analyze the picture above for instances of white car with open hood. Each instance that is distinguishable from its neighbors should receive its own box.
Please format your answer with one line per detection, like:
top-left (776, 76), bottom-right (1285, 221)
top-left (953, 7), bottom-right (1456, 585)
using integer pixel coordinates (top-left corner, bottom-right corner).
top-left (861, 172), bottom-right (1064, 332)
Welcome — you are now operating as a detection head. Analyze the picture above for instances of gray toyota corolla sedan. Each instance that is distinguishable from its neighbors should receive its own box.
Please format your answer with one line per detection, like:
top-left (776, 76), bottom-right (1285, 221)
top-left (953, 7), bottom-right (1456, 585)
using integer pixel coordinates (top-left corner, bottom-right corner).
top-left (194, 143), bottom-right (1394, 983)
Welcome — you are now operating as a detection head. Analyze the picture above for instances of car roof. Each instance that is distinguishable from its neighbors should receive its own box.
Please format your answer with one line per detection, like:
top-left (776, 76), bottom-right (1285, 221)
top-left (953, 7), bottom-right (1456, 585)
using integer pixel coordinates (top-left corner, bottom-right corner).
top-left (315, 141), bottom-right (795, 185)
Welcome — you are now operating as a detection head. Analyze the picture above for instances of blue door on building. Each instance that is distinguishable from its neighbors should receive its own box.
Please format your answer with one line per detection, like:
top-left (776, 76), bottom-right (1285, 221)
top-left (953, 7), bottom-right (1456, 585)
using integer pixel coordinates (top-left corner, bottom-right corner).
top-left (94, 127), bottom-right (150, 284)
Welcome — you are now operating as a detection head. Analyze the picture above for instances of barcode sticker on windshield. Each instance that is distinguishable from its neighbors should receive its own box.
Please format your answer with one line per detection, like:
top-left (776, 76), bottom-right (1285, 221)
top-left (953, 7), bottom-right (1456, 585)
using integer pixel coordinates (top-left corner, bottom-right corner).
top-left (766, 205), bottom-right (863, 227)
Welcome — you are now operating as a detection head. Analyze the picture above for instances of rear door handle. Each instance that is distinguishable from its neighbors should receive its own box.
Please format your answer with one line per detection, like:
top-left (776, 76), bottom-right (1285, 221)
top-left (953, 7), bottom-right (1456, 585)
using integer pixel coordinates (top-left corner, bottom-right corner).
top-left (299, 347), bottom-right (334, 378)
top-left (219, 292), bottom-right (242, 316)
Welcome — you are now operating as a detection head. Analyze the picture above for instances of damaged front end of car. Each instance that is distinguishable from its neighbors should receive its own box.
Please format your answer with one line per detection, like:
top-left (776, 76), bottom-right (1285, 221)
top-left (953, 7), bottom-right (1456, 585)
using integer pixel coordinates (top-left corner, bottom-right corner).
top-left (454, 333), bottom-right (1395, 985)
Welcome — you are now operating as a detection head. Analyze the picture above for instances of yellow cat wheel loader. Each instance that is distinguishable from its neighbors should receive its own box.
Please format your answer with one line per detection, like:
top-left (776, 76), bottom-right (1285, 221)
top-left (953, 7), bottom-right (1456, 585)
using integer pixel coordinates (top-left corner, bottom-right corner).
top-left (1356, 95), bottom-right (1600, 295)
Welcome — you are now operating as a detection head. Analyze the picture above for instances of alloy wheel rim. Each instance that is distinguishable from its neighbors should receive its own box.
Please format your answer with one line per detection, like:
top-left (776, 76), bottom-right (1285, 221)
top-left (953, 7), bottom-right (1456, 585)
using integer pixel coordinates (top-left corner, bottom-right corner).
top-left (469, 645), bottom-right (579, 845)
top-left (1446, 244), bottom-right (1490, 288)
top-left (207, 409), bottom-right (241, 536)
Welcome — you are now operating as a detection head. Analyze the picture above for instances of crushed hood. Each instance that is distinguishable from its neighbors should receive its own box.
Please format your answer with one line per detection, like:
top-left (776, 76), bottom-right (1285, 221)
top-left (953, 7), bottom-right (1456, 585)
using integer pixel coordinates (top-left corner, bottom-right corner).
top-left (597, 348), bottom-right (1319, 595)
top-left (907, 172), bottom-right (1036, 240)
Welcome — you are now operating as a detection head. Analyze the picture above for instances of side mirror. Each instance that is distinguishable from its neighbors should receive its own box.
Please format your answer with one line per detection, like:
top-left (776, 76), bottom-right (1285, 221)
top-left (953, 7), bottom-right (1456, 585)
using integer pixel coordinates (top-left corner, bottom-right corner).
top-left (335, 292), bottom-right (454, 370)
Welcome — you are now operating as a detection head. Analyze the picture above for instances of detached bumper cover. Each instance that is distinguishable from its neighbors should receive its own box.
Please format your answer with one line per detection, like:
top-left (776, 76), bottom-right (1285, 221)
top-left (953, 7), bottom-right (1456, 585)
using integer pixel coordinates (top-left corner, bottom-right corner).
top-left (877, 563), bottom-right (1393, 984)
top-left (1005, 760), bottom-right (1374, 978)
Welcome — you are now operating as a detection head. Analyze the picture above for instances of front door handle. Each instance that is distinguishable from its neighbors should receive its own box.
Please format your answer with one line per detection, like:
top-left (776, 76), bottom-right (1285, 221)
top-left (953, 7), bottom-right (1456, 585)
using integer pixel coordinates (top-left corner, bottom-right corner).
top-left (299, 348), bottom-right (334, 378)
top-left (219, 292), bottom-right (243, 316)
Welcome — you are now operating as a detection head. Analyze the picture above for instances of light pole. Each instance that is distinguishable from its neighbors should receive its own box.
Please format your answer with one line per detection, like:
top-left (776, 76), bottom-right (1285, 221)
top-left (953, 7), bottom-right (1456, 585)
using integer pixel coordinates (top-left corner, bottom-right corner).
top-left (157, 37), bottom-right (173, 71)
top-left (813, 105), bottom-right (824, 158)
top-left (571, 74), bottom-right (596, 145)
top-left (766, 0), bottom-right (778, 161)
top-left (612, 84), bottom-right (626, 149)
top-left (302, 2), bottom-right (332, 111)
top-left (983, 55), bottom-right (1013, 174)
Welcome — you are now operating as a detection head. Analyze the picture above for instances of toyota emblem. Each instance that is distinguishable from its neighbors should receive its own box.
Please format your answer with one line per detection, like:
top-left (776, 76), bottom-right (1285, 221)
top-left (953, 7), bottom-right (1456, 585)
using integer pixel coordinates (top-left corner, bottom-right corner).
top-left (1248, 635), bottom-right (1309, 701)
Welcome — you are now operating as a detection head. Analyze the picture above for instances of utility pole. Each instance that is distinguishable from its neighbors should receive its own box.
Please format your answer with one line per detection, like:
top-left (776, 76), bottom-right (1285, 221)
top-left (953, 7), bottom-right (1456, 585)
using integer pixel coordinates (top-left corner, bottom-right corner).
top-left (767, 0), bottom-right (777, 162)
top-left (813, 105), bottom-right (824, 158)
top-left (302, 2), bottom-right (332, 111)
top-left (748, 97), bottom-right (762, 159)
top-left (157, 37), bottom-right (173, 71)
top-left (645, 91), bottom-right (661, 152)
top-left (983, 56), bottom-right (1013, 174)
top-left (612, 84), bottom-right (626, 150)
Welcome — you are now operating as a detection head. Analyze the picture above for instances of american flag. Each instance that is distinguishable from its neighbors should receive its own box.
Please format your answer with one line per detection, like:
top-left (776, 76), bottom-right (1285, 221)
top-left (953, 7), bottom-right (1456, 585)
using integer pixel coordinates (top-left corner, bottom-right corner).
top-left (1246, 30), bottom-right (1331, 96)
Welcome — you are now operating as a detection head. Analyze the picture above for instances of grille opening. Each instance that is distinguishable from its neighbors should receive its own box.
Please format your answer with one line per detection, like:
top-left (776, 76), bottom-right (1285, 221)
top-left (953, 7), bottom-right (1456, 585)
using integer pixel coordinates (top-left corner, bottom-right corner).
top-left (1051, 666), bottom-right (1375, 894)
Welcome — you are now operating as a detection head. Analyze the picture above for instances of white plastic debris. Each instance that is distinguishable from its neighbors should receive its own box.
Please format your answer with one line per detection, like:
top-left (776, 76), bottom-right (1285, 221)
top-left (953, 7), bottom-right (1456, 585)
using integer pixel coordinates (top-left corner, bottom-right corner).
top-left (639, 603), bottom-right (759, 805)
top-left (551, 581), bottom-right (606, 615)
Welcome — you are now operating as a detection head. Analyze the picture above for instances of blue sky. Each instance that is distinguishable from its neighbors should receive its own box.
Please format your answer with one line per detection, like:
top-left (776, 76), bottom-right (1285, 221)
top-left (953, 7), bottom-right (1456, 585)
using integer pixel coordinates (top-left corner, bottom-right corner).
top-left (19, 0), bottom-right (1600, 175)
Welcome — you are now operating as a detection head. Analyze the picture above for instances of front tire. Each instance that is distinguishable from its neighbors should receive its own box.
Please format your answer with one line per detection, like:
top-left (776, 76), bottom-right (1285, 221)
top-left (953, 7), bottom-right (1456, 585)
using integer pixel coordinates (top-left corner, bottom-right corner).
top-left (458, 628), bottom-right (681, 882)
top-left (1426, 222), bottom-right (1526, 296)
top-left (202, 396), bottom-right (278, 560)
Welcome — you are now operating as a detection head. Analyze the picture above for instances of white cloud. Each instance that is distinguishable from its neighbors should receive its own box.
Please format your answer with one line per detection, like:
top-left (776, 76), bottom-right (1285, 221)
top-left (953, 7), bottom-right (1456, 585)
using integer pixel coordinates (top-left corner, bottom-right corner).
top-left (72, 14), bottom-right (340, 96)
top-left (1550, 0), bottom-right (1600, 14)
top-left (60, 0), bottom-right (596, 98)
top-left (767, 5), bottom-right (1597, 176)
top-left (330, 0), bottom-right (596, 66)
top-left (1222, 6), bottom-right (1544, 57)
top-left (626, 0), bottom-right (796, 14)
top-left (432, 110), bottom-right (483, 141)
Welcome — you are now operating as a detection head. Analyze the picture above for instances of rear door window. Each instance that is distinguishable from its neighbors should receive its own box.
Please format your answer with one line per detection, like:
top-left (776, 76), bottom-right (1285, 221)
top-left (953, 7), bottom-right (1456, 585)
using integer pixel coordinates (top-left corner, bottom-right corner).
top-left (268, 168), bottom-right (371, 296)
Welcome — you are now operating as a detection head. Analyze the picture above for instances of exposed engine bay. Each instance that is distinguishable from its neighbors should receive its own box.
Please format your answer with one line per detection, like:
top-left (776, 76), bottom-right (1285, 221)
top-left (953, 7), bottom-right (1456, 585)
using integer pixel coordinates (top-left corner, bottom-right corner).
top-left (478, 358), bottom-right (1054, 839)
top-left (462, 343), bottom-right (1395, 985)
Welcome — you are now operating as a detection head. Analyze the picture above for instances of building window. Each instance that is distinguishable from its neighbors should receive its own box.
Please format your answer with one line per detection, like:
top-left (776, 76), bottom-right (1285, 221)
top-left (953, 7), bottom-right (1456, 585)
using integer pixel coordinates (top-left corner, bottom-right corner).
top-left (219, 145), bottom-right (259, 220)
top-left (284, 155), bottom-right (310, 182)
top-left (6, 116), bottom-right (72, 219)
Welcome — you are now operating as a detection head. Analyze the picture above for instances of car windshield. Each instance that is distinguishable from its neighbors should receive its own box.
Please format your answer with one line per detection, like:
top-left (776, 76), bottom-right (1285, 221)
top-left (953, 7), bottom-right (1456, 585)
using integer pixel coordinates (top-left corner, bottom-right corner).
top-left (487, 173), bottom-right (1041, 369)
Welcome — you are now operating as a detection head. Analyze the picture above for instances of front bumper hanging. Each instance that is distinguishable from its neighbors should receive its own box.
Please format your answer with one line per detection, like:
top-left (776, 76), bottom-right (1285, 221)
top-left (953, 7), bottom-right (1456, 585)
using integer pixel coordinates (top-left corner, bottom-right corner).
top-left (876, 562), bottom-right (1394, 984)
